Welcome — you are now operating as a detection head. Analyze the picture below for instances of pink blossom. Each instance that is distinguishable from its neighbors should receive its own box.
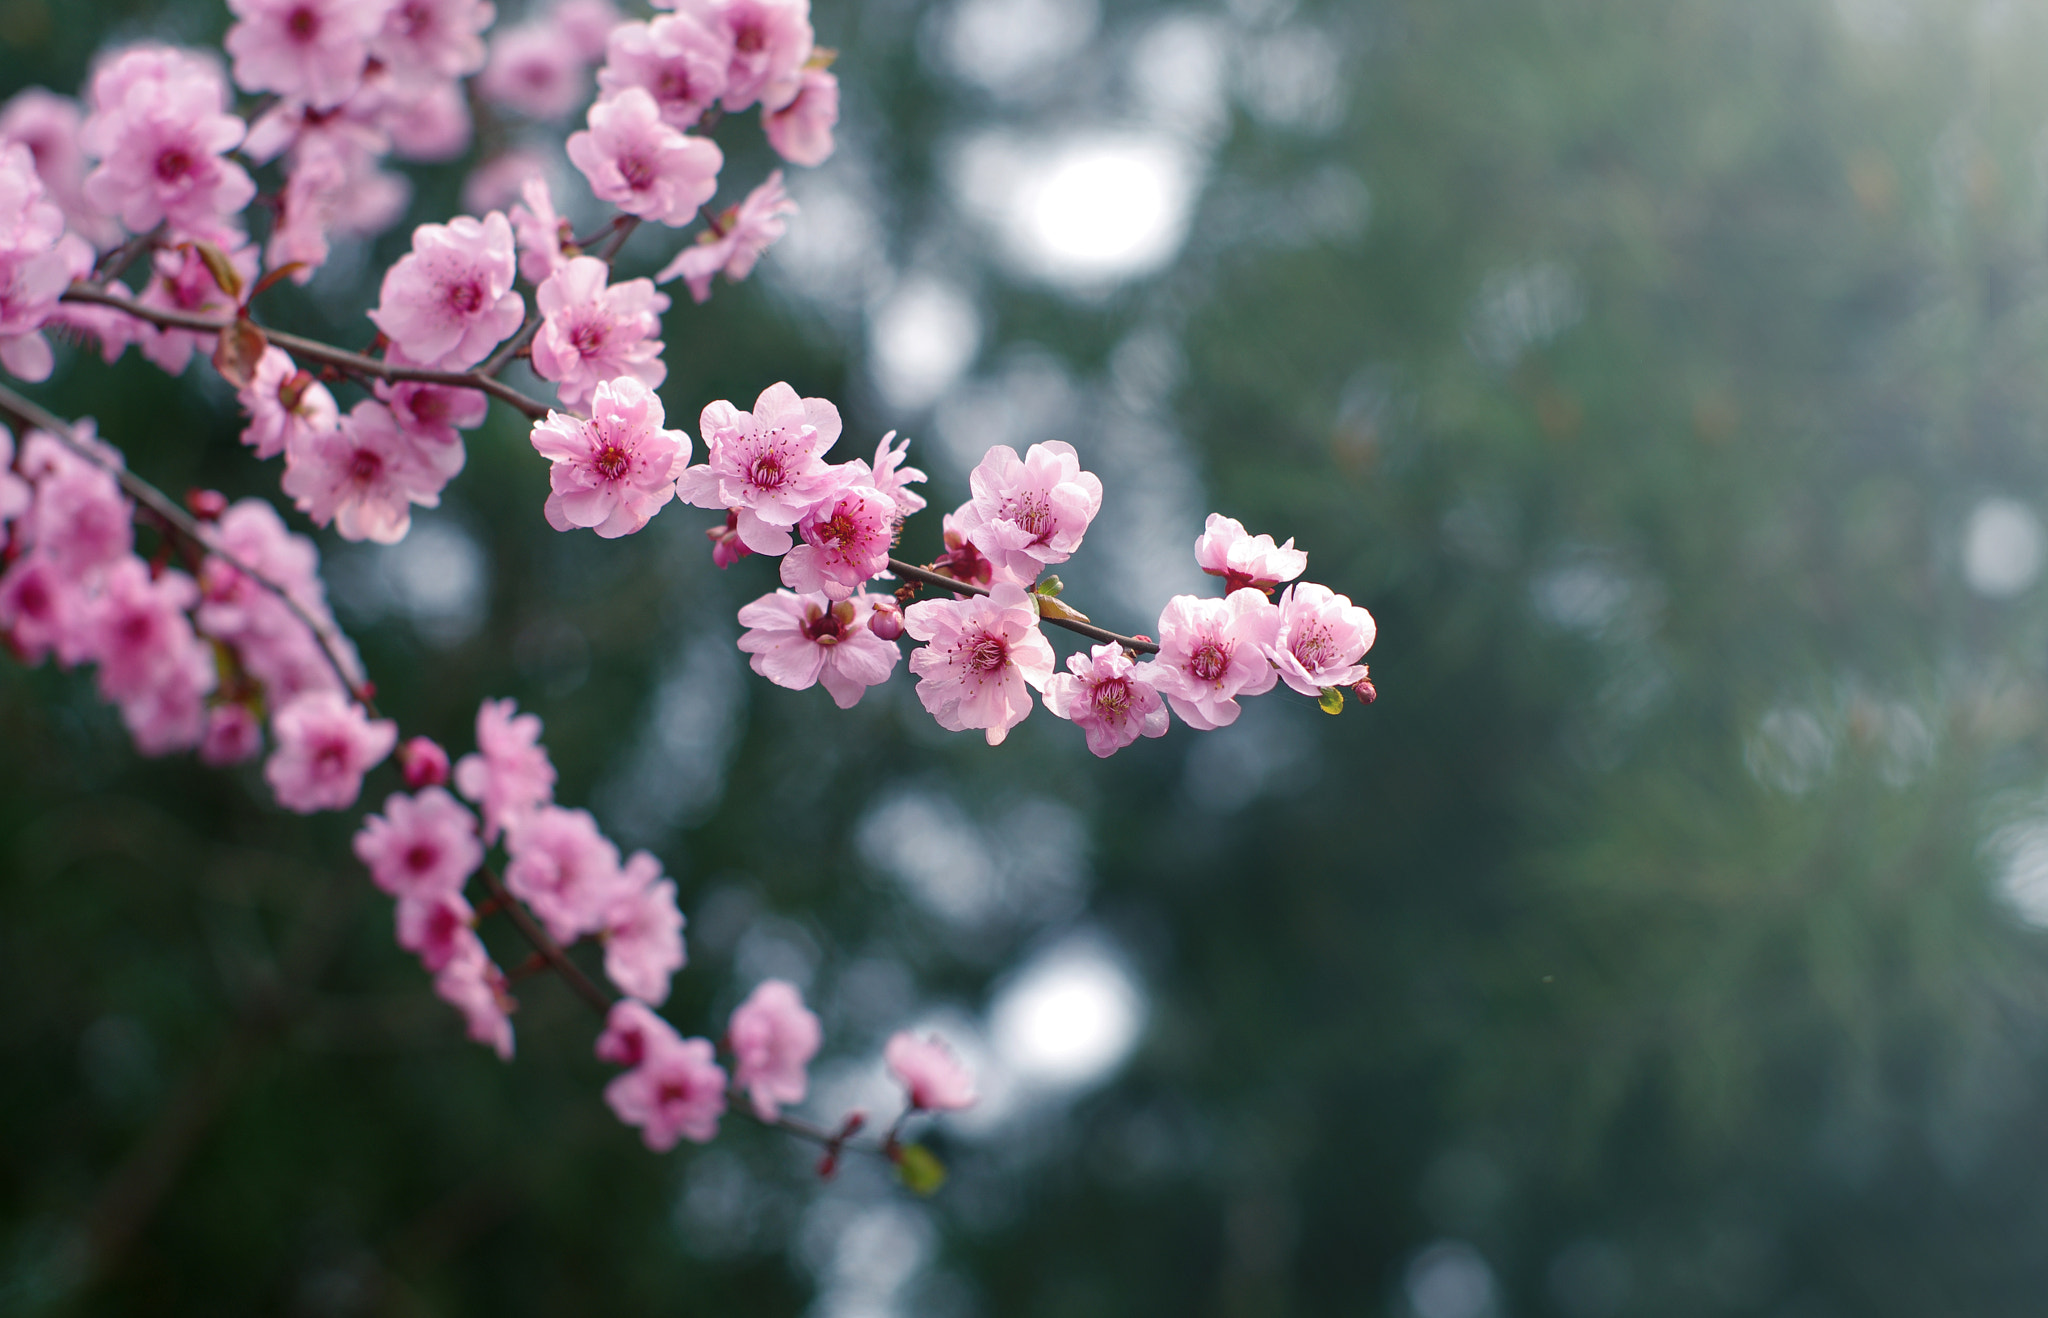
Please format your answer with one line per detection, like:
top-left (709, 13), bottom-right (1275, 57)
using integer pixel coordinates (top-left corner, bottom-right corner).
top-left (736, 589), bottom-right (901, 709)
top-left (764, 66), bottom-right (837, 167)
top-left (374, 347), bottom-right (488, 445)
top-left (79, 45), bottom-right (255, 236)
top-left (780, 473), bottom-right (895, 600)
top-left (0, 555), bottom-right (86, 664)
top-left (1, 88), bottom-right (120, 247)
top-left (200, 702), bottom-right (265, 765)
top-left (118, 650), bottom-right (214, 755)
top-left (382, 81), bottom-right (473, 162)
top-left (239, 346), bottom-right (339, 460)
top-left (728, 979), bottom-right (820, 1121)
top-left (398, 735), bottom-right (450, 788)
top-left (83, 558), bottom-right (205, 704)
top-left (600, 851), bottom-right (686, 1005)
top-left (529, 377), bottom-right (689, 538)
top-left (353, 787), bottom-right (483, 900)
top-left (566, 87), bottom-right (723, 227)
top-left (679, 0), bottom-right (812, 113)
top-left (705, 508), bottom-right (751, 567)
top-left (867, 597), bottom-right (903, 641)
top-left (869, 429), bottom-right (927, 520)
top-left (503, 804), bottom-right (623, 943)
top-left (604, 1034), bottom-right (726, 1150)
top-left (1193, 513), bottom-right (1307, 594)
top-left (452, 697), bottom-right (557, 841)
top-left (372, 0), bottom-right (496, 91)
top-left (884, 1031), bottom-right (976, 1112)
top-left (1149, 589), bottom-right (1281, 731)
top-left (0, 143), bottom-right (95, 382)
top-left (675, 381), bottom-right (843, 554)
top-left (599, 13), bottom-right (730, 129)
top-left (397, 892), bottom-right (479, 971)
top-left (367, 210), bottom-right (523, 370)
top-left (529, 258), bottom-right (670, 409)
top-left (435, 943), bottom-right (515, 1059)
top-left (655, 168), bottom-right (795, 303)
top-left (478, 23), bottom-right (589, 120)
top-left (133, 239), bottom-right (257, 375)
top-left (508, 172), bottom-right (569, 284)
top-left (551, 0), bottom-right (624, 60)
top-left (29, 463), bottom-right (133, 572)
top-left (265, 690), bottom-right (399, 814)
top-left (1268, 582), bottom-right (1375, 697)
top-left (280, 398), bottom-right (465, 544)
top-left (903, 582), bottom-right (1056, 745)
top-left (596, 997), bottom-right (681, 1067)
top-left (1043, 642), bottom-right (1171, 758)
top-left (931, 511), bottom-right (995, 588)
top-left (197, 498), bottom-right (361, 703)
top-left (224, 0), bottom-right (387, 109)
top-left (949, 441), bottom-right (1104, 584)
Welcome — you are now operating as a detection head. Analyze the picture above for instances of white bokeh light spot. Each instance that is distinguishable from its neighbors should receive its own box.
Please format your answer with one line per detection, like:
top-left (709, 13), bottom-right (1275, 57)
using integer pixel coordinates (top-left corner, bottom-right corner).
top-left (988, 934), bottom-right (1145, 1090)
top-left (1963, 497), bottom-right (2042, 598)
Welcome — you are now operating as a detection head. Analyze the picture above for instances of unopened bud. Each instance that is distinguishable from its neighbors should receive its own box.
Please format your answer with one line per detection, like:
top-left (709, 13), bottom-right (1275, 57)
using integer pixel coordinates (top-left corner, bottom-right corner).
top-left (869, 599), bottom-right (904, 640)
top-left (1351, 670), bottom-right (1377, 705)
top-left (398, 735), bottom-right (450, 789)
top-left (185, 488), bottom-right (228, 520)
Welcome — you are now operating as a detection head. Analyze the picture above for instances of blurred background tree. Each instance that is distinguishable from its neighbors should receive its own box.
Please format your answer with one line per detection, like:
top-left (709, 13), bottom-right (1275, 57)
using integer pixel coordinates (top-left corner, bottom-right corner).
top-left (11, 0), bottom-right (2048, 1313)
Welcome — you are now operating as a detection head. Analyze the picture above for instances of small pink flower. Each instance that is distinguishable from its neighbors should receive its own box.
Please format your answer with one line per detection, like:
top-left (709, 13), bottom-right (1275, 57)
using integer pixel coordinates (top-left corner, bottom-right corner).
top-left (763, 66), bottom-right (836, 167)
top-left (884, 1030), bottom-right (976, 1112)
top-left (452, 696), bottom-right (557, 841)
top-left (83, 558), bottom-right (205, 705)
top-left (265, 690), bottom-right (399, 814)
top-left (478, 23), bottom-right (589, 120)
top-left (550, 0), bottom-right (624, 61)
top-left (529, 257), bottom-right (670, 410)
top-left (507, 172), bottom-right (569, 284)
top-left (654, 168), bottom-right (795, 303)
top-left (903, 582), bottom-right (1056, 745)
top-left (79, 45), bottom-right (256, 236)
top-left (566, 87), bottom-right (723, 227)
top-left (869, 429), bottom-right (927, 520)
top-left (1193, 513), bottom-right (1307, 594)
top-left (600, 851), bottom-right (687, 1005)
top-left (367, 210), bottom-right (524, 370)
top-left (780, 473), bottom-right (894, 600)
top-left (280, 398), bottom-right (465, 544)
top-left (0, 143), bottom-right (95, 382)
top-left (1268, 582), bottom-right (1375, 697)
top-left (134, 239), bottom-right (257, 375)
top-left (1, 88), bottom-right (120, 247)
top-left (705, 508), bottom-right (752, 568)
top-left (503, 804), bottom-right (623, 944)
top-left (224, 0), bottom-right (385, 110)
top-left (675, 381), bottom-right (843, 554)
top-left (1043, 642), bottom-right (1171, 758)
top-left (728, 978), bottom-right (820, 1121)
top-left (598, 13), bottom-right (731, 129)
top-left (117, 652), bottom-right (214, 756)
top-left (239, 346), bottom-right (339, 460)
top-left (596, 997), bottom-right (682, 1067)
top-left (735, 588), bottom-right (901, 709)
top-left (197, 498), bottom-right (362, 703)
top-left (605, 1034), bottom-right (726, 1149)
top-left (529, 377), bottom-right (690, 538)
top-left (435, 942), bottom-right (516, 1059)
top-left (683, 0), bottom-right (812, 113)
top-left (0, 555), bottom-right (85, 663)
top-left (200, 703), bottom-right (264, 766)
top-left (931, 511), bottom-right (995, 588)
top-left (382, 80), bottom-right (474, 162)
top-left (372, 0), bottom-right (496, 91)
top-left (353, 787), bottom-right (484, 900)
top-left (374, 347), bottom-right (489, 446)
top-left (396, 890), bottom-right (477, 971)
top-left (397, 735), bottom-right (450, 788)
top-left (1149, 589), bottom-right (1281, 731)
top-left (949, 441), bottom-right (1104, 584)
top-left (26, 460), bottom-right (132, 573)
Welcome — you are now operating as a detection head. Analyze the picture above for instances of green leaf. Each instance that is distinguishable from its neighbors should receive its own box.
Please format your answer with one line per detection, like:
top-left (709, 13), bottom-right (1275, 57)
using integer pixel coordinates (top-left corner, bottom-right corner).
top-left (1319, 687), bottom-right (1346, 716)
top-left (894, 1143), bottom-right (947, 1196)
top-left (1033, 575), bottom-right (1065, 597)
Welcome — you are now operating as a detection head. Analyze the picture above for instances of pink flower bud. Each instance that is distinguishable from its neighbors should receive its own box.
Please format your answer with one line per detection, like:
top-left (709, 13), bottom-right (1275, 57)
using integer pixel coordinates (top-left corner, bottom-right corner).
top-left (868, 599), bottom-right (904, 641)
top-left (399, 735), bottom-right (451, 789)
top-left (186, 488), bottom-right (229, 520)
top-left (1352, 670), bottom-right (1377, 705)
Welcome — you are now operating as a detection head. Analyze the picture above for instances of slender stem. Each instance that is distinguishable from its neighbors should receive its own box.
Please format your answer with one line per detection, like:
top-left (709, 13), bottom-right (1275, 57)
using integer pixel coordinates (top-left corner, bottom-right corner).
top-left (478, 215), bottom-right (643, 379)
top-left (886, 557), bottom-right (1160, 654)
top-left (478, 866), bottom-right (612, 1014)
top-left (0, 381), bottom-right (376, 712)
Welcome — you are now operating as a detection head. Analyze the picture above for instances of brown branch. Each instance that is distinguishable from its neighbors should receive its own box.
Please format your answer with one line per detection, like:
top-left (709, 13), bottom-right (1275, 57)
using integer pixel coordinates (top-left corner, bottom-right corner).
top-left (478, 866), bottom-right (613, 1014)
top-left (886, 558), bottom-right (1160, 654)
top-left (0, 380), bottom-right (376, 712)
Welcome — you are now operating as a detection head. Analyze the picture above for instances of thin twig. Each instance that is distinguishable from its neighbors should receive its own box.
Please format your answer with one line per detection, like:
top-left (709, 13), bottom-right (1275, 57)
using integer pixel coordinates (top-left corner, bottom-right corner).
top-left (478, 866), bottom-right (613, 1013)
top-left (886, 557), bottom-right (1160, 654)
top-left (0, 381), bottom-right (376, 711)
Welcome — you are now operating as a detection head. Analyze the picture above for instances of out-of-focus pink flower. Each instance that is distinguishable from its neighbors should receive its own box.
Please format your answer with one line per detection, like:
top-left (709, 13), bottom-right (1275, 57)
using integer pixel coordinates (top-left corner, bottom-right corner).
top-left (567, 88), bottom-right (722, 227)
top-left (373, 0), bottom-right (496, 91)
top-left (382, 80), bottom-right (473, 162)
top-left (397, 890), bottom-right (478, 971)
top-left (1, 88), bottom-right (120, 248)
top-left (397, 735), bottom-right (450, 789)
top-left (595, 997), bottom-right (681, 1067)
top-left (239, 346), bottom-right (339, 460)
top-left (374, 347), bottom-right (488, 446)
top-left (736, 589), bottom-right (900, 709)
top-left (478, 23), bottom-right (589, 120)
top-left (280, 398), bottom-right (465, 544)
top-left (1043, 642), bottom-right (1171, 758)
top-left (903, 581), bottom-right (1055, 745)
top-left (551, 0), bottom-right (624, 60)
top-left (1269, 582), bottom-right (1375, 697)
top-left (464, 148), bottom-right (551, 216)
top-left (197, 498), bottom-right (362, 703)
top-left (948, 441), bottom-right (1103, 584)
top-left (677, 0), bottom-right (811, 113)
top-left (27, 461), bottom-right (132, 574)
top-left (0, 427), bottom-right (25, 529)
top-left (367, 211), bottom-right (523, 369)
top-left (675, 381), bottom-right (842, 555)
top-left (79, 45), bottom-right (256, 236)
top-left (869, 430), bottom-right (927, 520)
top-left (604, 1034), bottom-right (726, 1149)
top-left (83, 558), bottom-right (204, 703)
top-left (354, 787), bottom-right (483, 900)
top-left (118, 650), bottom-right (214, 756)
top-left (452, 696), bottom-right (557, 841)
top-left (706, 508), bottom-right (751, 568)
top-left (1192, 513), bottom-right (1307, 594)
top-left (884, 1031), bottom-right (976, 1112)
top-left (599, 13), bottom-right (730, 129)
top-left (654, 168), bottom-right (795, 303)
top-left (435, 943), bottom-right (515, 1059)
top-left (728, 979), bottom-right (820, 1121)
top-left (0, 143), bottom-right (95, 382)
top-left (529, 257), bottom-right (670, 409)
top-left (200, 702), bottom-right (265, 765)
top-left (0, 556), bottom-right (85, 663)
top-left (507, 172), bottom-right (569, 284)
top-left (224, 0), bottom-right (387, 109)
top-left (265, 690), bottom-right (399, 814)
top-left (503, 804), bottom-right (623, 943)
top-left (132, 239), bottom-right (256, 375)
top-left (600, 851), bottom-right (686, 1005)
top-left (780, 473), bottom-right (895, 600)
top-left (764, 66), bottom-right (836, 167)
top-left (1150, 589), bottom-right (1281, 731)
top-left (529, 377), bottom-right (689, 538)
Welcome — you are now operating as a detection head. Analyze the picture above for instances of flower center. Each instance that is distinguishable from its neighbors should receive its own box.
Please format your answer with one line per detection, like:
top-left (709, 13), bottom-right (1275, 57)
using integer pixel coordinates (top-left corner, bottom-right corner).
top-left (964, 632), bottom-right (1008, 675)
top-left (119, 612), bottom-right (153, 646)
top-left (734, 22), bottom-right (764, 53)
top-left (569, 321), bottom-right (606, 357)
top-left (286, 5), bottom-right (320, 40)
top-left (620, 153), bottom-right (656, 192)
top-left (446, 279), bottom-right (483, 315)
top-left (398, 0), bottom-right (431, 36)
top-left (818, 508), bottom-right (858, 549)
top-left (748, 451), bottom-right (787, 490)
top-left (1292, 624), bottom-right (1334, 671)
top-left (800, 606), bottom-right (845, 644)
top-left (154, 146), bottom-right (194, 182)
top-left (656, 67), bottom-right (693, 102)
top-left (1189, 639), bottom-right (1230, 683)
top-left (594, 444), bottom-right (629, 481)
top-left (314, 740), bottom-right (348, 773)
top-left (349, 448), bottom-right (383, 484)
top-left (1007, 491), bottom-right (1052, 540)
top-left (1092, 677), bottom-right (1132, 722)
top-left (405, 842), bottom-right (438, 873)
